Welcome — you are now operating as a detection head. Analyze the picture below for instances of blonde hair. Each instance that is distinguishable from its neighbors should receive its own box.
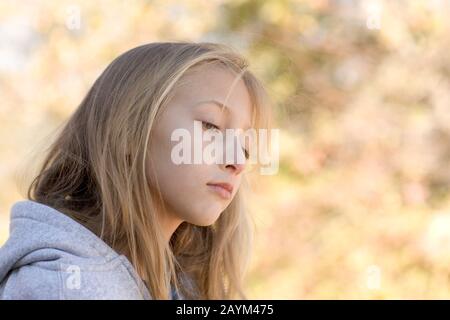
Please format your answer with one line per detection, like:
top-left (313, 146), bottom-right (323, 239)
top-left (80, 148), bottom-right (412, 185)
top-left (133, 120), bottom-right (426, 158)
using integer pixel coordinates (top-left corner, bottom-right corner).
top-left (26, 42), bottom-right (272, 299)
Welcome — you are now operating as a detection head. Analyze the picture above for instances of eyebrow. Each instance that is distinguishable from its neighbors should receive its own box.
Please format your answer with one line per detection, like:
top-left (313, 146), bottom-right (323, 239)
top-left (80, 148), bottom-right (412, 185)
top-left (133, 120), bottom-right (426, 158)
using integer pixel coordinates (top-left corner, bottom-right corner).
top-left (195, 99), bottom-right (230, 114)
top-left (194, 99), bottom-right (252, 130)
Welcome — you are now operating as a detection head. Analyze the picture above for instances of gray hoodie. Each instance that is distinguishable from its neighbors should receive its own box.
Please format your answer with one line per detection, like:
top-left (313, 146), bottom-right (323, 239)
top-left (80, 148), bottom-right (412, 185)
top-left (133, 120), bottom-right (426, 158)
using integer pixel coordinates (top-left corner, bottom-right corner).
top-left (0, 200), bottom-right (183, 300)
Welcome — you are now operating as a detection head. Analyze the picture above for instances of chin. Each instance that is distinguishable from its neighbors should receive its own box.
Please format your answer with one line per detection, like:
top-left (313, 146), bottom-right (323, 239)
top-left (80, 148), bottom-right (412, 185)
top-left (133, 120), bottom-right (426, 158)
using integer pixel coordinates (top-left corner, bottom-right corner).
top-left (189, 210), bottom-right (223, 227)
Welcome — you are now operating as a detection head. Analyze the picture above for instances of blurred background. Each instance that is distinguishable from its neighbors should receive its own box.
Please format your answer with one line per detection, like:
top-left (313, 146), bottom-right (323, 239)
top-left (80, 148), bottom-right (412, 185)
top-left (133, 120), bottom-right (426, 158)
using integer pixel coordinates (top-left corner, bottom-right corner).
top-left (1, 0), bottom-right (450, 299)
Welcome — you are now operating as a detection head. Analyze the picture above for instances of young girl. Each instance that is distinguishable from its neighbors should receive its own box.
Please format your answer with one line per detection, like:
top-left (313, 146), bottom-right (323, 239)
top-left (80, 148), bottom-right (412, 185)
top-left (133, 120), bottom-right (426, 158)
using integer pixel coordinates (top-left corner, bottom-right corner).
top-left (0, 42), bottom-right (272, 299)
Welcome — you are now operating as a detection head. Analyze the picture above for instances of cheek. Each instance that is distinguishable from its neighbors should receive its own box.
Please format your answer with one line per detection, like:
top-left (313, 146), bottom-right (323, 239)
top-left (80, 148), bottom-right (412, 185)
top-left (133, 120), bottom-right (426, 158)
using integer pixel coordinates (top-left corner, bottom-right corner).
top-left (151, 163), bottom-right (228, 226)
top-left (147, 141), bottom-right (228, 225)
top-left (146, 119), bottom-right (234, 225)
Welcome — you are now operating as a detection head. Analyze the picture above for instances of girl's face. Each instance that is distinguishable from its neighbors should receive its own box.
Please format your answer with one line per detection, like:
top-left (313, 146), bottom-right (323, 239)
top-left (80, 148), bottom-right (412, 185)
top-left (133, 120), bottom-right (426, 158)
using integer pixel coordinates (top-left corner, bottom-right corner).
top-left (147, 65), bottom-right (252, 229)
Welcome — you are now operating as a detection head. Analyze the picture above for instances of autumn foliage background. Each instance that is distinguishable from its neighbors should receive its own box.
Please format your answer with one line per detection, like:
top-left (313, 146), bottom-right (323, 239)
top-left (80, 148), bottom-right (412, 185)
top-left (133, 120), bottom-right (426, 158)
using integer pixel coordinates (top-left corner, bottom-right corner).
top-left (1, 0), bottom-right (450, 298)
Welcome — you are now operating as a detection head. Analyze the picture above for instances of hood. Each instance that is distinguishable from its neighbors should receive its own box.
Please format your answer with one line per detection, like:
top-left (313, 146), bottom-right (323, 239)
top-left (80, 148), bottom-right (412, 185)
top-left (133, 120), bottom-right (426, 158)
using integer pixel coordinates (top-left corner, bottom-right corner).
top-left (0, 200), bottom-right (162, 299)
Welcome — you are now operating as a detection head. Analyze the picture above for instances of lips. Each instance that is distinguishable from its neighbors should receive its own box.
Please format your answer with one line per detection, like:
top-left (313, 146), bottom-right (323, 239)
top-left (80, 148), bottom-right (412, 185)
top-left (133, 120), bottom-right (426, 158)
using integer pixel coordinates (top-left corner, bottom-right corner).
top-left (207, 182), bottom-right (234, 199)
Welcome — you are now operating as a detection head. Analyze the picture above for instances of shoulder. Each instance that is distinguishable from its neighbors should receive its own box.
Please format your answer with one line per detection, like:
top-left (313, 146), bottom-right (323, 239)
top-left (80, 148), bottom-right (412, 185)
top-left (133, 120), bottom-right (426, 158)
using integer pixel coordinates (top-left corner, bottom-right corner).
top-left (1, 255), bottom-right (150, 300)
top-left (0, 264), bottom-right (61, 299)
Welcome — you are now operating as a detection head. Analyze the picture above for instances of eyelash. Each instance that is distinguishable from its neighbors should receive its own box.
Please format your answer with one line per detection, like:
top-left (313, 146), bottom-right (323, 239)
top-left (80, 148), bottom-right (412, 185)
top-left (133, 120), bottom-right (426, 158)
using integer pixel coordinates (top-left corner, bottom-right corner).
top-left (243, 148), bottom-right (249, 160)
top-left (201, 121), bottom-right (220, 131)
top-left (201, 121), bottom-right (249, 160)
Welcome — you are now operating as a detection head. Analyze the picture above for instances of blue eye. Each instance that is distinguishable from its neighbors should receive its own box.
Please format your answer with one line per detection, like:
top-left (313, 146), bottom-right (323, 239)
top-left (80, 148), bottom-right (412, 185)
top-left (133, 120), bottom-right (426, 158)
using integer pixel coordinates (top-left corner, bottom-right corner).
top-left (202, 121), bottom-right (220, 131)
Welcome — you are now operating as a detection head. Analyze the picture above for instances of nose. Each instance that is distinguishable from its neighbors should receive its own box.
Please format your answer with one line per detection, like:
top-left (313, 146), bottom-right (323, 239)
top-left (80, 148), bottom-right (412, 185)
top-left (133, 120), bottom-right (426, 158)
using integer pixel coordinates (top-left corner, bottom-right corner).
top-left (224, 162), bottom-right (245, 175)
top-left (221, 143), bottom-right (246, 176)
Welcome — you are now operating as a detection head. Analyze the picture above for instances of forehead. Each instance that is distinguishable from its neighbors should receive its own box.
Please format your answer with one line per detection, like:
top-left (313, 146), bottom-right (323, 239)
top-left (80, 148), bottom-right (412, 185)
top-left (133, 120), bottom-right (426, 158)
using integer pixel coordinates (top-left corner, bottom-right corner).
top-left (172, 64), bottom-right (253, 127)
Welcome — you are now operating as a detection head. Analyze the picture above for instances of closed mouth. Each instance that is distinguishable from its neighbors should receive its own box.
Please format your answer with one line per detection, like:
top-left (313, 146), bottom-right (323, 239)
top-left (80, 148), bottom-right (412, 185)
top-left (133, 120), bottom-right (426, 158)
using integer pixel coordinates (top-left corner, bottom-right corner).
top-left (206, 182), bottom-right (233, 199)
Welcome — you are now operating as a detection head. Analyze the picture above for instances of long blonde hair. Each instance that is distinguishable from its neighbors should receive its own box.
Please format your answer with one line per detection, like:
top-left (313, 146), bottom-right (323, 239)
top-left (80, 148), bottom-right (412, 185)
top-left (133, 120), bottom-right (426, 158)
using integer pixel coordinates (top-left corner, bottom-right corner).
top-left (26, 42), bottom-right (272, 299)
